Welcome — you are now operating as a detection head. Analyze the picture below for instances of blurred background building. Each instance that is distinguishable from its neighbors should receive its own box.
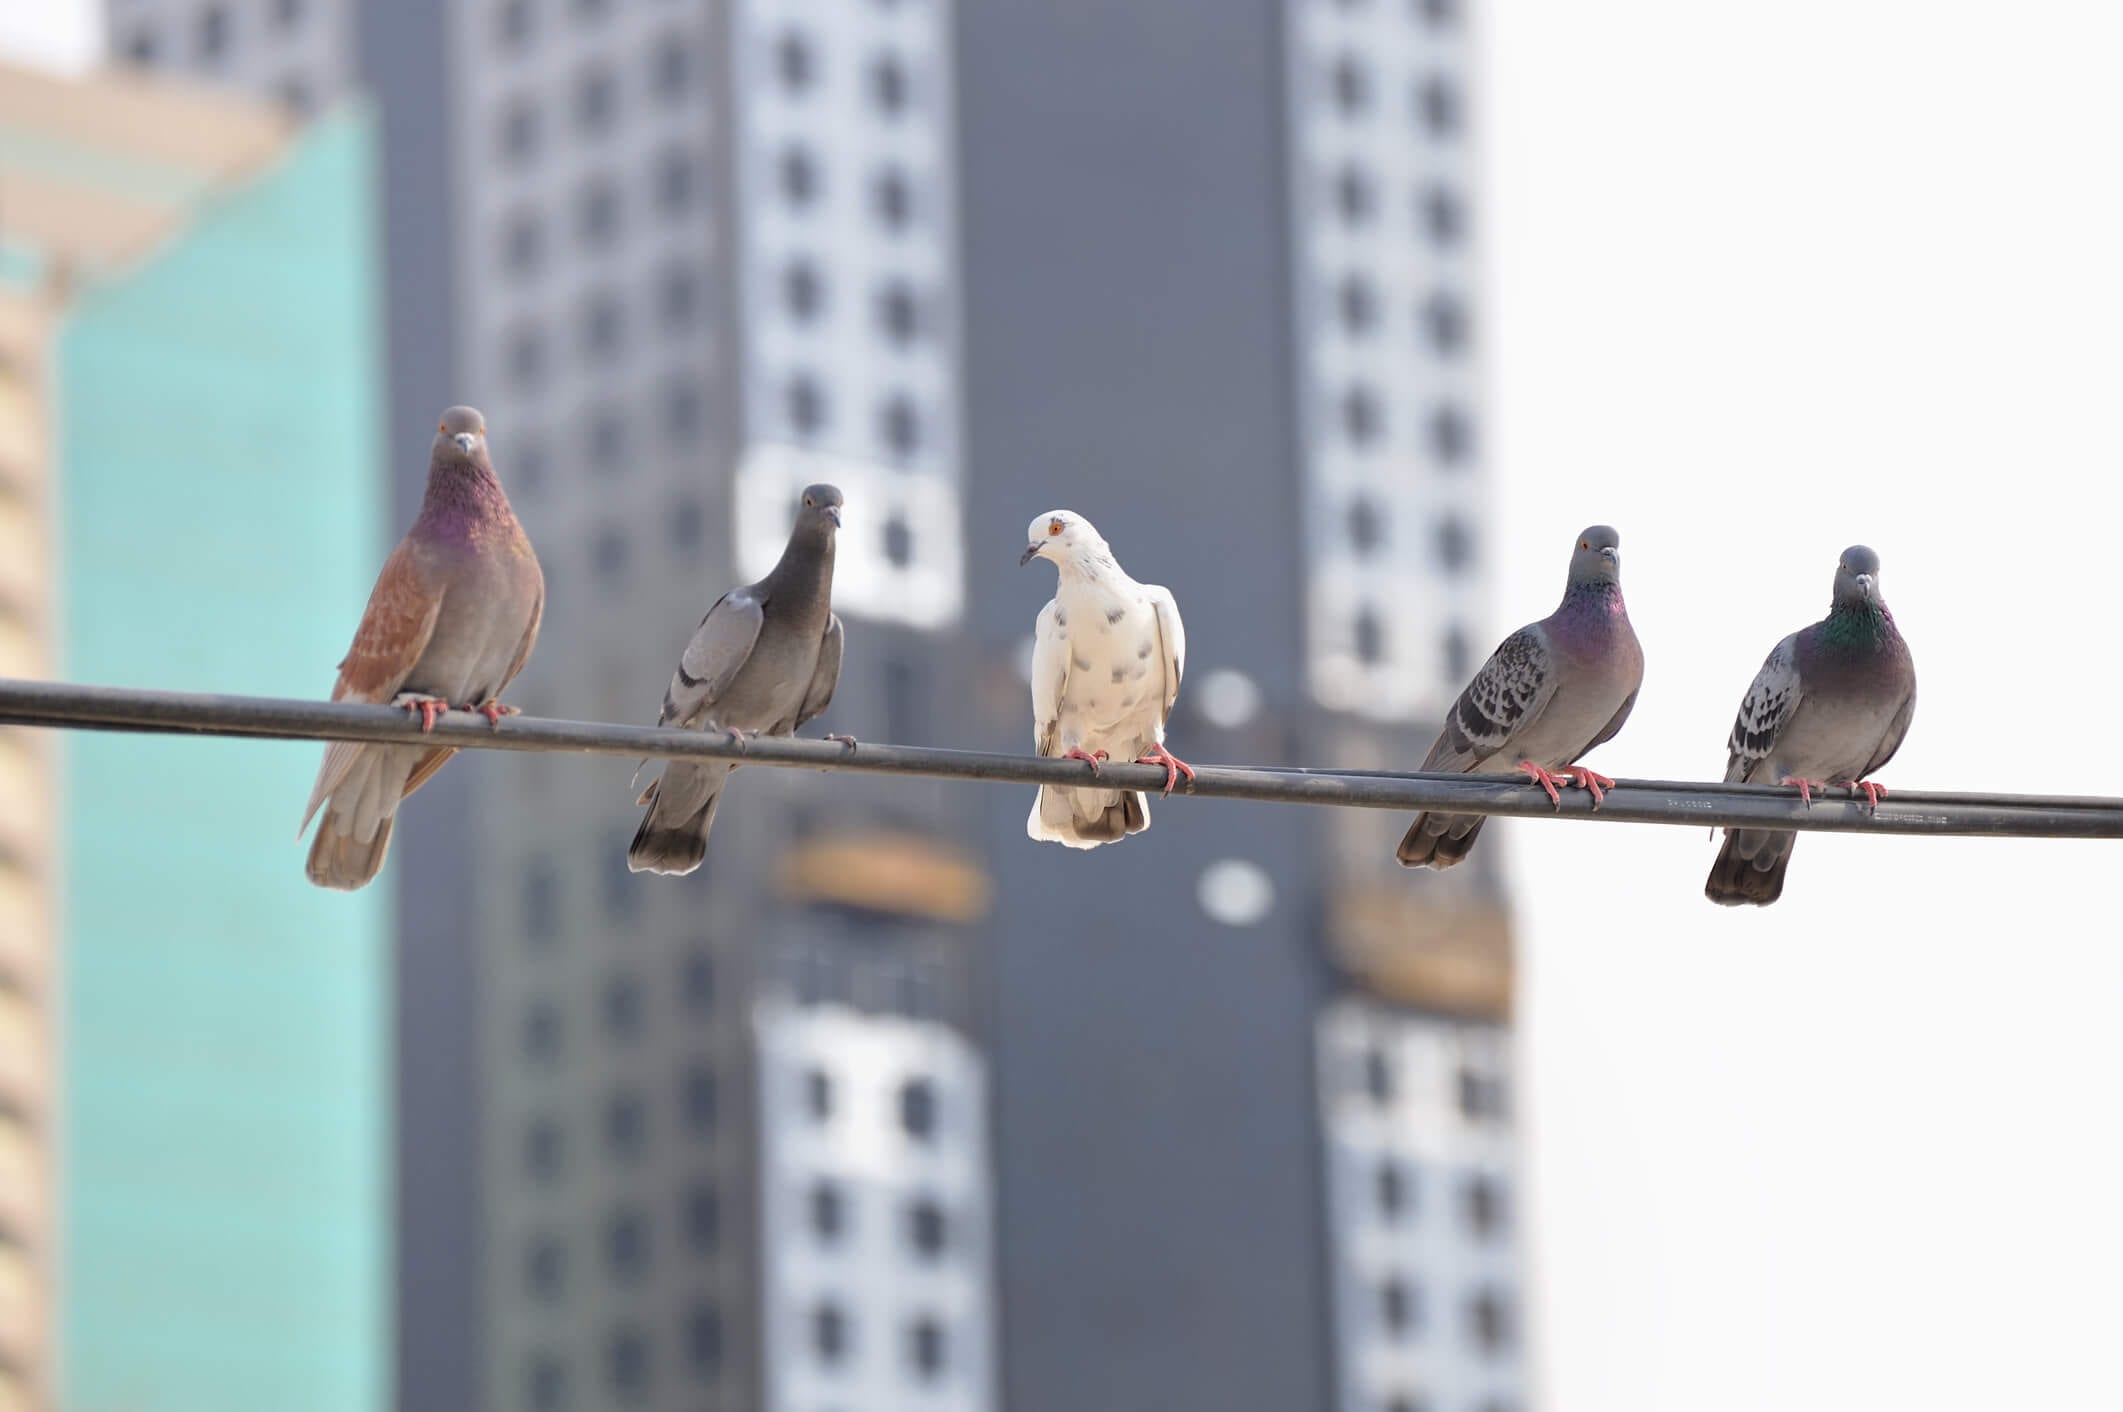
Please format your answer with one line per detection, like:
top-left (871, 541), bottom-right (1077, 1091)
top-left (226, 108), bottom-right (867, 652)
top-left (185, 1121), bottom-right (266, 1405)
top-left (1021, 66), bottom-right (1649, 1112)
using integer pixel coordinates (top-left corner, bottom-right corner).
top-left (76, 2), bottom-right (1523, 1411)
top-left (0, 59), bottom-right (388, 1412)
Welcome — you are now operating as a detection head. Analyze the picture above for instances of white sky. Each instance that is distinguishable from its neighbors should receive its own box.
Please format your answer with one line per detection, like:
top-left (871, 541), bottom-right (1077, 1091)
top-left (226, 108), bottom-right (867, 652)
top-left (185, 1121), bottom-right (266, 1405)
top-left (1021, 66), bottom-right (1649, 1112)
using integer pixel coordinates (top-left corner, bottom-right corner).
top-left (10, 3), bottom-right (2122, 1409)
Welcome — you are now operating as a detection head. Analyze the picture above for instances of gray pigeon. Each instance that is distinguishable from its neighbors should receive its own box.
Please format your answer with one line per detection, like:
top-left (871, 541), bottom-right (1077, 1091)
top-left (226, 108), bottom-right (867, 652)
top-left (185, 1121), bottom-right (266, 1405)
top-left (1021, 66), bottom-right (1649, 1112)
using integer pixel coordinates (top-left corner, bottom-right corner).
top-left (628, 484), bottom-right (845, 876)
top-left (300, 406), bottom-right (545, 890)
top-left (1021, 509), bottom-right (1191, 849)
top-left (1397, 525), bottom-right (1643, 869)
top-left (1705, 545), bottom-right (1915, 907)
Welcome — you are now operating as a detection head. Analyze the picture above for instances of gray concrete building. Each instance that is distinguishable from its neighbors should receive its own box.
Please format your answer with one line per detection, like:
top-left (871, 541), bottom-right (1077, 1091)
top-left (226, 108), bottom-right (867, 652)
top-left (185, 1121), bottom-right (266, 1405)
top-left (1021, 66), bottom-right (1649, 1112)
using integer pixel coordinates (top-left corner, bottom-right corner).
top-left (110, 1), bottom-right (1523, 1410)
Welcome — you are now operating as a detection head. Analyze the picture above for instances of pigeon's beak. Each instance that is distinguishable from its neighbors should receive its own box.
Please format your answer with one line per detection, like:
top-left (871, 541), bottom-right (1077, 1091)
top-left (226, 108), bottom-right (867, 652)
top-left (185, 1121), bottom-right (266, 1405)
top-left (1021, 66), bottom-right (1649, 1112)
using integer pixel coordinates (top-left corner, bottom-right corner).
top-left (453, 432), bottom-right (478, 455)
top-left (1856, 572), bottom-right (1877, 597)
top-left (1019, 543), bottom-right (1043, 567)
top-left (1599, 546), bottom-right (1619, 564)
top-left (824, 506), bottom-right (842, 529)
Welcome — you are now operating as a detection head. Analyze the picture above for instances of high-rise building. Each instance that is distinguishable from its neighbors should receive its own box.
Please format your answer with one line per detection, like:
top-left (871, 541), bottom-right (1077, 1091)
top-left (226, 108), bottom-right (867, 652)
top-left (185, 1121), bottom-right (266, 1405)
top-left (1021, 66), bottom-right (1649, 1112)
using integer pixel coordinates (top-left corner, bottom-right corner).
top-left (110, 2), bottom-right (1523, 1411)
top-left (0, 59), bottom-right (389, 1412)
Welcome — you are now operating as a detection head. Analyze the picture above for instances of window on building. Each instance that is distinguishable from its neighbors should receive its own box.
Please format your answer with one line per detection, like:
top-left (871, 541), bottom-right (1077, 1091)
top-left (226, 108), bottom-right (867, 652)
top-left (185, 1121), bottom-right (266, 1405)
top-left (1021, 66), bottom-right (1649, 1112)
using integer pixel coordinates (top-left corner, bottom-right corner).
top-left (1430, 404), bottom-right (1473, 465)
top-left (1421, 291), bottom-right (1469, 355)
top-left (1347, 497), bottom-right (1385, 555)
top-left (278, 78), bottom-right (313, 116)
top-left (1385, 1394), bottom-right (1430, 1412)
top-left (580, 292), bottom-right (626, 356)
top-left (496, 0), bottom-right (531, 48)
top-left (1333, 164), bottom-right (1375, 224)
top-left (1353, 606), bottom-right (1384, 666)
top-left (590, 411), bottom-right (629, 474)
top-left (781, 144), bottom-right (820, 207)
top-left (527, 1235), bottom-right (565, 1299)
top-left (503, 211), bottom-right (544, 273)
top-left (577, 179), bottom-right (621, 248)
top-left (576, 66), bottom-right (617, 135)
top-left (906, 1195), bottom-right (948, 1258)
top-left (1341, 384), bottom-right (1382, 446)
top-left (1379, 1276), bottom-right (1419, 1338)
top-left (663, 382), bottom-right (704, 448)
top-left (1443, 623), bottom-right (1472, 680)
top-left (681, 948), bottom-right (715, 1014)
top-left (524, 858), bottom-right (559, 941)
top-left (1463, 1173), bottom-right (1506, 1239)
top-left (525, 1116), bottom-right (564, 1183)
top-left (804, 1066), bottom-right (833, 1122)
top-left (1416, 74), bottom-right (1463, 136)
top-left (528, 1354), bottom-right (567, 1411)
top-left (879, 395), bottom-right (921, 459)
top-left (654, 36), bottom-right (692, 100)
top-left (883, 518), bottom-right (913, 569)
top-left (656, 146), bottom-right (696, 216)
top-left (899, 1077), bottom-right (938, 1140)
top-left (810, 1179), bottom-right (845, 1242)
top-left (907, 1316), bottom-right (946, 1380)
top-left (606, 1208), bottom-right (648, 1283)
top-left (500, 100), bottom-right (541, 163)
top-left (123, 28), bottom-right (158, 63)
top-left (522, 1001), bottom-right (562, 1064)
top-left (607, 1328), bottom-right (649, 1399)
top-left (783, 261), bottom-right (825, 323)
top-left (592, 527), bottom-right (628, 586)
top-left (1420, 0), bottom-right (1461, 29)
top-left (876, 282), bottom-right (922, 345)
top-left (884, 656), bottom-right (920, 746)
top-left (197, 5), bottom-right (230, 60)
top-left (515, 441), bottom-right (551, 497)
top-left (1375, 1157), bottom-right (1410, 1219)
top-left (1363, 1046), bottom-right (1394, 1103)
top-left (812, 1301), bottom-right (849, 1364)
top-left (1329, 54), bottom-right (1369, 115)
top-left (869, 53), bottom-right (911, 116)
top-left (604, 1091), bottom-right (647, 1160)
top-left (687, 1302), bottom-right (723, 1377)
top-left (1420, 184), bottom-right (1466, 247)
top-left (660, 263), bottom-right (701, 333)
top-left (669, 497), bottom-right (705, 559)
top-left (683, 1183), bottom-right (719, 1254)
top-left (574, 0), bottom-right (611, 20)
top-left (1457, 1063), bottom-right (1505, 1119)
top-left (1468, 1288), bottom-right (1511, 1353)
top-left (507, 324), bottom-right (547, 390)
top-left (681, 1064), bottom-right (717, 1137)
top-left (1436, 515), bottom-right (1474, 574)
top-left (1336, 274), bottom-right (1377, 336)
top-left (786, 374), bottom-right (827, 435)
top-left (602, 972), bottom-right (642, 1042)
top-left (775, 29), bottom-right (817, 93)
top-left (872, 167), bottom-right (913, 230)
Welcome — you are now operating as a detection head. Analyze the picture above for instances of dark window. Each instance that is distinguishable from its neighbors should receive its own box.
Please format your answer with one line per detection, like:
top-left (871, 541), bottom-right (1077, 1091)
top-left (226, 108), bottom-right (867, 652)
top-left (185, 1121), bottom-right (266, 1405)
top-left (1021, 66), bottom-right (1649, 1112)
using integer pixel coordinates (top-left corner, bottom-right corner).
top-left (278, 78), bottom-right (312, 115)
top-left (524, 1117), bottom-right (564, 1183)
top-left (670, 499), bottom-right (705, 558)
top-left (809, 1179), bottom-right (845, 1242)
top-left (869, 53), bottom-right (910, 115)
top-left (577, 180), bottom-right (620, 247)
top-left (574, 0), bottom-right (610, 19)
top-left (899, 1078), bottom-right (938, 1140)
top-left (871, 167), bottom-right (913, 230)
top-left (1354, 606), bottom-right (1384, 666)
top-left (1341, 384), bottom-right (1382, 446)
top-left (683, 1183), bottom-right (719, 1254)
top-left (1421, 184), bottom-right (1466, 246)
top-left (1364, 1046), bottom-right (1394, 1102)
top-left (576, 66), bottom-right (616, 134)
top-left (1468, 1289), bottom-right (1511, 1352)
top-left (882, 518), bottom-right (913, 569)
top-left (1429, 404), bottom-right (1473, 465)
top-left (1376, 1157), bottom-right (1410, 1219)
top-left (656, 146), bottom-right (696, 215)
top-left (1337, 274), bottom-right (1377, 335)
top-left (876, 282), bottom-right (921, 345)
top-left (1422, 291), bottom-right (1469, 355)
top-left (681, 949), bottom-right (715, 1013)
top-left (686, 1302), bottom-right (723, 1377)
top-left (1347, 497), bottom-right (1385, 554)
top-left (522, 1001), bottom-right (562, 1064)
top-left (1329, 54), bottom-right (1369, 114)
top-left (1333, 164), bottom-right (1374, 224)
top-left (607, 1328), bottom-right (649, 1399)
top-left (653, 37), bottom-right (692, 99)
top-left (812, 1301), bottom-right (849, 1363)
top-left (1419, 0), bottom-right (1460, 28)
top-left (514, 441), bottom-right (551, 497)
top-left (527, 1235), bottom-right (565, 1299)
top-left (602, 972), bottom-right (642, 1041)
top-left (1463, 1173), bottom-right (1506, 1238)
top-left (660, 264), bottom-right (700, 332)
top-left (783, 261), bottom-right (825, 322)
top-left (581, 293), bottom-right (625, 356)
top-left (1416, 74), bottom-right (1463, 136)
top-left (590, 411), bottom-right (628, 473)
top-left (1443, 624), bottom-right (1473, 680)
top-left (906, 1195), bottom-right (948, 1258)
top-left (879, 395), bottom-right (921, 459)
top-left (508, 324), bottom-right (547, 390)
top-left (681, 1064), bottom-right (717, 1137)
top-left (593, 527), bottom-right (627, 584)
top-left (496, 0), bottom-right (531, 47)
top-left (605, 1091), bottom-right (647, 1159)
top-left (605, 1208), bottom-right (648, 1282)
top-left (785, 375), bottom-right (827, 435)
top-left (804, 1067), bottom-right (833, 1121)
top-left (525, 859), bottom-right (559, 942)
top-left (780, 145), bottom-right (820, 207)
top-left (123, 29), bottom-right (158, 64)
top-left (883, 657), bottom-right (919, 746)
top-left (1386, 1395), bottom-right (1430, 1412)
top-left (664, 383), bottom-right (703, 447)
top-left (528, 1354), bottom-right (567, 1411)
top-left (774, 30), bottom-right (816, 92)
top-left (1436, 516), bottom-right (1474, 573)
top-left (907, 1316), bottom-right (946, 1379)
top-left (1379, 1276), bottom-right (1419, 1337)
top-left (504, 212), bottom-right (544, 273)
top-left (197, 5), bottom-right (230, 59)
top-left (501, 101), bottom-right (540, 162)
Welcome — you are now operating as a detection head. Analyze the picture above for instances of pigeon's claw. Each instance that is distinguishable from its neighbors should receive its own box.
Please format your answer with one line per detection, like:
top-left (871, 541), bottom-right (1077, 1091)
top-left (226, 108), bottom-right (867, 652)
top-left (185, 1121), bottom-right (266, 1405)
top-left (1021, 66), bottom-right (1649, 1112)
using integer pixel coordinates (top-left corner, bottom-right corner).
top-left (723, 727), bottom-right (753, 754)
top-left (825, 733), bottom-right (859, 753)
top-left (1134, 741), bottom-right (1197, 796)
top-left (1559, 765), bottom-right (1614, 809)
top-left (1518, 760), bottom-right (1567, 809)
top-left (393, 692), bottom-right (450, 733)
top-left (1062, 747), bottom-right (1108, 776)
top-left (1779, 776), bottom-right (1831, 807)
top-left (1836, 777), bottom-right (1888, 810)
top-left (466, 699), bottom-right (519, 729)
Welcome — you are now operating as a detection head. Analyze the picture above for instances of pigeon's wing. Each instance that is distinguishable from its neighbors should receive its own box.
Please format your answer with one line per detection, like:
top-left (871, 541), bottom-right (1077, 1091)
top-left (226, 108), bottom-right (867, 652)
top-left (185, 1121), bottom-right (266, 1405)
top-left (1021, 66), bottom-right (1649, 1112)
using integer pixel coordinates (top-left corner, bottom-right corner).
top-left (1724, 632), bottom-right (1802, 783)
top-left (1859, 680), bottom-right (1916, 778)
top-left (1029, 598), bottom-right (1069, 756)
top-left (1579, 684), bottom-right (1640, 758)
top-left (794, 612), bottom-right (844, 728)
top-left (402, 570), bottom-right (546, 804)
top-left (660, 587), bottom-right (767, 728)
top-left (302, 540), bottom-right (447, 831)
top-left (1145, 584), bottom-right (1186, 726)
top-left (1421, 624), bottom-right (1560, 774)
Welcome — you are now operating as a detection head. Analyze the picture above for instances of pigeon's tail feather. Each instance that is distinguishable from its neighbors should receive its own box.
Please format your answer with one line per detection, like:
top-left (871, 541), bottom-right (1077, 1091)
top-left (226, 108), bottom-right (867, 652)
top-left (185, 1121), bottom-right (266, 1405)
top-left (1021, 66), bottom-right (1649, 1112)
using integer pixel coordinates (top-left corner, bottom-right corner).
top-left (302, 744), bottom-right (422, 890)
top-left (1704, 828), bottom-right (1795, 907)
top-left (627, 761), bottom-right (731, 876)
top-left (1026, 783), bottom-right (1149, 850)
top-left (1396, 811), bottom-right (1486, 869)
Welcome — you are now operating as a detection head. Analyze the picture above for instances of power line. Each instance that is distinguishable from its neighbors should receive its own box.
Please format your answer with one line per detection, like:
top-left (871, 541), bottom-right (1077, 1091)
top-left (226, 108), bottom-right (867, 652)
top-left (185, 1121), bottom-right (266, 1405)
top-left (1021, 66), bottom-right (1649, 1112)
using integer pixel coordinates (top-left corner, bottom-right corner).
top-left (2, 677), bottom-right (2118, 839)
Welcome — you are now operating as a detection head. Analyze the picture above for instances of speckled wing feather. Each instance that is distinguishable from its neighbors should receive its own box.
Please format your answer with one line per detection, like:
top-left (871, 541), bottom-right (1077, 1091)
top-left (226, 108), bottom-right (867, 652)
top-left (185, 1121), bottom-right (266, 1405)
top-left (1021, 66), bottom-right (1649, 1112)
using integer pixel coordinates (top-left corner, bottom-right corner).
top-left (659, 587), bottom-right (766, 729)
top-left (1422, 624), bottom-right (1559, 773)
top-left (1029, 598), bottom-right (1069, 757)
top-left (1147, 585), bottom-right (1186, 728)
top-left (1723, 632), bottom-right (1801, 784)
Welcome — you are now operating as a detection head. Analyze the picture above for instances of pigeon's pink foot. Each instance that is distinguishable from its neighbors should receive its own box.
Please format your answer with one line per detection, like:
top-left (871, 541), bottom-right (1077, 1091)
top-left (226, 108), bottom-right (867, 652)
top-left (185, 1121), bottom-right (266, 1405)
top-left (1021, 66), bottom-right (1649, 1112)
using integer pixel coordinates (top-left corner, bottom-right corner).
top-left (825, 733), bottom-right (858, 752)
top-left (1559, 765), bottom-right (1615, 809)
top-left (1779, 775), bottom-right (1831, 806)
top-left (1518, 760), bottom-right (1568, 809)
top-left (1837, 778), bottom-right (1888, 810)
top-left (466, 700), bottom-right (519, 729)
top-left (1134, 741), bottom-right (1198, 796)
top-left (394, 693), bottom-right (449, 732)
top-left (722, 727), bottom-right (754, 754)
top-left (1062, 747), bottom-right (1109, 776)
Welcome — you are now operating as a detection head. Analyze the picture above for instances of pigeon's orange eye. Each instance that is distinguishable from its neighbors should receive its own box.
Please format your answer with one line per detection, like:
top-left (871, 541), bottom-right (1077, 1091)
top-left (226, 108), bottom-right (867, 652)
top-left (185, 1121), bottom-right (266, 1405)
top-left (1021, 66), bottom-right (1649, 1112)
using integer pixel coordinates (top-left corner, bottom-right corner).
top-left (1048, 519), bottom-right (1063, 536)
top-left (1580, 540), bottom-right (1589, 550)
top-left (438, 422), bottom-right (447, 433)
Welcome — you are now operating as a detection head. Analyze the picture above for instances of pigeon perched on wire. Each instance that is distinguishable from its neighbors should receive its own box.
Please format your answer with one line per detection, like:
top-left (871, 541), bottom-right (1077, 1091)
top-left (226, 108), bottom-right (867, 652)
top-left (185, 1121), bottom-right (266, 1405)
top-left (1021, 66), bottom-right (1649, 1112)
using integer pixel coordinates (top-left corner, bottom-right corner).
top-left (300, 406), bottom-right (545, 890)
top-left (628, 484), bottom-right (847, 876)
top-left (1705, 545), bottom-right (1915, 907)
top-left (1021, 510), bottom-right (1191, 848)
top-left (1397, 524), bottom-right (1643, 869)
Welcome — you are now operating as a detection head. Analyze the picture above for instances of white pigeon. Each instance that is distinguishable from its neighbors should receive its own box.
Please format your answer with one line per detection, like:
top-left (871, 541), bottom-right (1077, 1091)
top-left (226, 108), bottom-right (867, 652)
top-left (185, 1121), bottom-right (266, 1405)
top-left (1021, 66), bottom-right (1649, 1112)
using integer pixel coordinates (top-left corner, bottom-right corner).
top-left (1020, 510), bottom-right (1192, 848)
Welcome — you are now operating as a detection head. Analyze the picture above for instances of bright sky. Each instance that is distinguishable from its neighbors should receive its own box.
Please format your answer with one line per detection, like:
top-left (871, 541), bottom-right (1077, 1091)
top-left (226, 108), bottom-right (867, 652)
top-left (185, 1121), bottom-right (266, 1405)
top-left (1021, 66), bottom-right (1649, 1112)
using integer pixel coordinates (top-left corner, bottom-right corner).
top-left (10, 3), bottom-right (2121, 1409)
